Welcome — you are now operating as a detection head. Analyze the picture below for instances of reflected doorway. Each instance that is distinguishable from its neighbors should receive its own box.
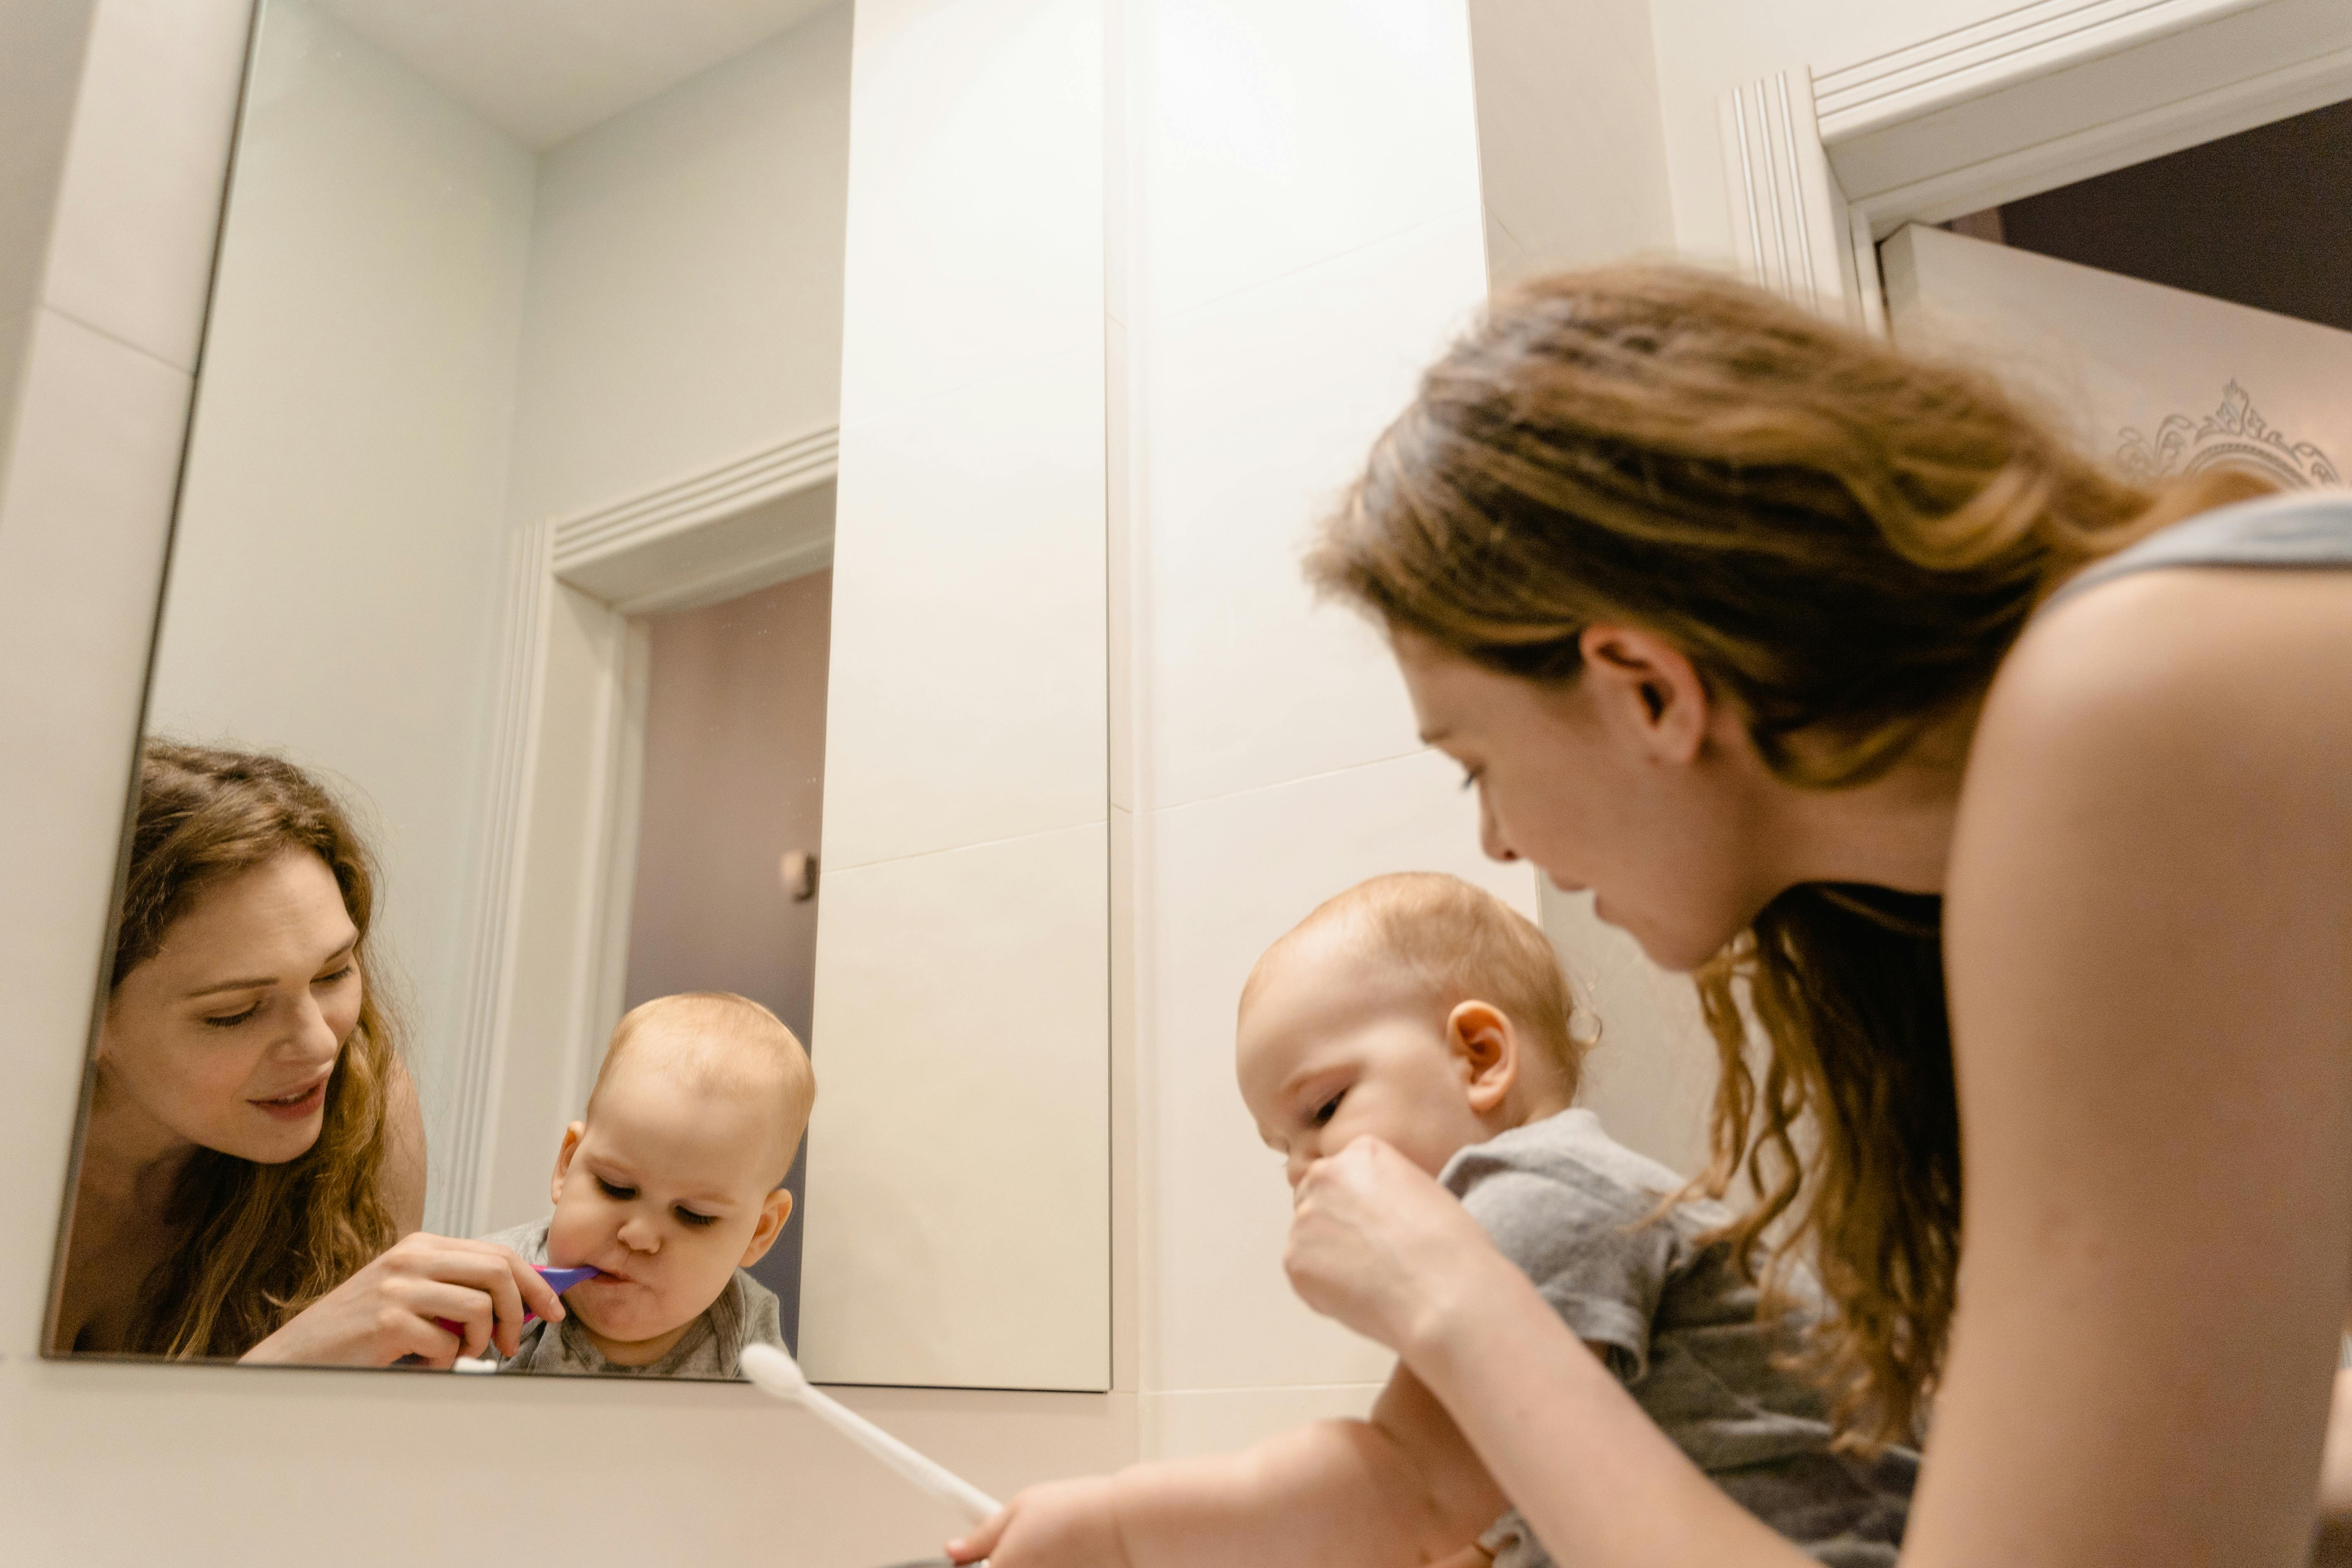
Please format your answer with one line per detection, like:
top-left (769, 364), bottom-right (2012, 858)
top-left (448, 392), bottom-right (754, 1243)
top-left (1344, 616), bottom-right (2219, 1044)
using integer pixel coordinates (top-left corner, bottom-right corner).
top-left (620, 567), bottom-right (832, 1351)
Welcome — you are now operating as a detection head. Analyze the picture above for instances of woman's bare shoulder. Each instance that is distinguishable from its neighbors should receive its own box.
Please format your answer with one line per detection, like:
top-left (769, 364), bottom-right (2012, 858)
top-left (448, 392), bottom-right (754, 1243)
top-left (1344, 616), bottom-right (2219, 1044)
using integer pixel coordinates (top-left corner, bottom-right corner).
top-left (1921, 565), bottom-right (2352, 1566)
top-left (1983, 564), bottom-right (2352, 789)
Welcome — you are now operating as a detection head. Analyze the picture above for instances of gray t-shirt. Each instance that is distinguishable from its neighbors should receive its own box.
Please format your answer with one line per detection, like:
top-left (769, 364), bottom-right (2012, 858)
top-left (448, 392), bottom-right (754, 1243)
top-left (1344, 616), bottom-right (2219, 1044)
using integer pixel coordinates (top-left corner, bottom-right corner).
top-left (478, 1218), bottom-right (783, 1379)
top-left (1439, 1109), bottom-right (1917, 1568)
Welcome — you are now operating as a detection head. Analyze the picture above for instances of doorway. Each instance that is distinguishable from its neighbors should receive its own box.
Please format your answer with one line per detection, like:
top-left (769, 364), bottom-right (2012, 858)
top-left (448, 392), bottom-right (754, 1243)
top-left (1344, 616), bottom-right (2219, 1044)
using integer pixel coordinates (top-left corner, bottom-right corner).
top-left (1883, 95), bottom-right (2352, 494)
top-left (619, 567), bottom-right (832, 1350)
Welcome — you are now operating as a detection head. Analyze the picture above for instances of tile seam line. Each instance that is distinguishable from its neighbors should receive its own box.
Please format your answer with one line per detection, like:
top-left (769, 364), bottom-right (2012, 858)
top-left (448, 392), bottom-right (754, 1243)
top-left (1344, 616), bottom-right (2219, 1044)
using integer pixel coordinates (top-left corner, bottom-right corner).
top-left (826, 814), bottom-right (1112, 874)
top-left (1137, 745), bottom-right (1441, 819)
top-left (1154, 203), bottom-right (1485, 329)
top-left (40, 303), bottom-right (193, 379)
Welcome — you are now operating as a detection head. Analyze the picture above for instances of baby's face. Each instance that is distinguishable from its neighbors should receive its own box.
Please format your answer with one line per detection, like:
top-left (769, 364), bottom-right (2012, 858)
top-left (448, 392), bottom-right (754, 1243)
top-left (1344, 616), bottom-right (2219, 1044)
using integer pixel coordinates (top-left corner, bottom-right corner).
top-left (546, 1062), bottom-right (789, 1362)
top-left (1235, 930), bottom-right (1495, 1190)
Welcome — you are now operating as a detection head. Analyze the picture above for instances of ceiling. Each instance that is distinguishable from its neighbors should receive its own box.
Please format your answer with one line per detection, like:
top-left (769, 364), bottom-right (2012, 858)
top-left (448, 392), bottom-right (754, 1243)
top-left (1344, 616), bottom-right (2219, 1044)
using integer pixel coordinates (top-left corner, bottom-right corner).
top-left (311, 0), bottom-right (841, 149)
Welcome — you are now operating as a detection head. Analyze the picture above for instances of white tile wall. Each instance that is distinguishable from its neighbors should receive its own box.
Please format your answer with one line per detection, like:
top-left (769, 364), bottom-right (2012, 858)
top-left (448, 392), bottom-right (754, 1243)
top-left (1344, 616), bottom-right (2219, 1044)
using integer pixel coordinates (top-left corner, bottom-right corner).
top-left (1117, 0), bottom-right (1505, 1452)
top-left (0, 0), bottom-right (98, 329)
top-left (0, 308), bottom-right (194, 1339)
top-left (802, 821), bottom-right (1111, 1390)
top-left (837, 0), bottom-right (1105, 432)
top-left (41, 0), bottom-right (250, 372)
top-left (810, 0), bottom-right (1114, 1399)
top-left (1541, 879), bottom-right (1720, 1178)
top-left (822, 343), bottom-right (1110, 870)
top-left (1144, 0), bottom-right (1481, 319)
top-left (1464, 0), bottom-right (1675, 277)
top-left (1139, 209), bottom-right (1487, 812)
top-left (1134, 750), bottom-right (1536, 1391)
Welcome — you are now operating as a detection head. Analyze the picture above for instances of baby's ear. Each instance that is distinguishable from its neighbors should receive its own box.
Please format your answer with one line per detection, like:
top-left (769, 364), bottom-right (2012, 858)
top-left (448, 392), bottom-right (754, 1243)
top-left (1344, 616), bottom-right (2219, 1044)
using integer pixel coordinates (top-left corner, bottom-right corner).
top-left (549, 1121), bottom-right (586, 1206)
top-left (739, 1188), bottom-right (794, 1268)
top-left (1447, 1001), bottom-right (1518, 1112)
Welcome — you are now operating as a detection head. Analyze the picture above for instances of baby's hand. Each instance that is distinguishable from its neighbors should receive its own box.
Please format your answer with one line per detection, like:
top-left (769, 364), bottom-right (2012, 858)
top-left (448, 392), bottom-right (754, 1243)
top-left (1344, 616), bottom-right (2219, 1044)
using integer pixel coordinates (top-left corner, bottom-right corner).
top-left (946, 1477), bottom-right (1127, 1568)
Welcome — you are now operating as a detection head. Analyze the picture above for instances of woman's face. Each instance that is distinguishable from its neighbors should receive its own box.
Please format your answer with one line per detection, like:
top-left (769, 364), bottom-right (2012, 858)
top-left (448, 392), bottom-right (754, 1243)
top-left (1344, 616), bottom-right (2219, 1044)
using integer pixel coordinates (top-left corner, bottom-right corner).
top-left (98, 850), bottom-right (362, 1165)
top-left (1392, 627), bottom-right (1776, 972)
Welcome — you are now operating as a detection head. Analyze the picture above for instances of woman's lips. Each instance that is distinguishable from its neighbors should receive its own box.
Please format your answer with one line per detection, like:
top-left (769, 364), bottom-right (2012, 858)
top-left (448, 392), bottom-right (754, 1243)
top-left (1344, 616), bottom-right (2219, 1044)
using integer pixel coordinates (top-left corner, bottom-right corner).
top-left (249, 1075), bottom-right (328, 1122)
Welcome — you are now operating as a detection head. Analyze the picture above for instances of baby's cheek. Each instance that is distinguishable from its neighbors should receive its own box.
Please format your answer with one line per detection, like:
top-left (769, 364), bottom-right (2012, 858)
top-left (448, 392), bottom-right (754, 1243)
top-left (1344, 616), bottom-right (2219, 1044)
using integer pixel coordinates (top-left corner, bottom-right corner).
top-left (545, 1197), bottom-right (604, 1266)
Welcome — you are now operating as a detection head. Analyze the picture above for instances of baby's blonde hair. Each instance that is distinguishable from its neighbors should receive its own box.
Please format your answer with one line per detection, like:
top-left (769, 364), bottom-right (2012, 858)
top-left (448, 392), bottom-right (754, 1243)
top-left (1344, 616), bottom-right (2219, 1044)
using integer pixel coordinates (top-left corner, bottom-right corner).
top-left (1247, 873), bottom-right (1589, 1098)
top-left (589, 992), bottom-right (816, 1184)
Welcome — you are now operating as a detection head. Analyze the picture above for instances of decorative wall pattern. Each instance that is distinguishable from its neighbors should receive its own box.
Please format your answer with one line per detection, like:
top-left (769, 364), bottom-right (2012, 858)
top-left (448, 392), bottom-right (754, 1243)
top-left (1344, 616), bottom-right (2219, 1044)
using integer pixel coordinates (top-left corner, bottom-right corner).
top-left (2116, 380), bottom-right (2343, 487)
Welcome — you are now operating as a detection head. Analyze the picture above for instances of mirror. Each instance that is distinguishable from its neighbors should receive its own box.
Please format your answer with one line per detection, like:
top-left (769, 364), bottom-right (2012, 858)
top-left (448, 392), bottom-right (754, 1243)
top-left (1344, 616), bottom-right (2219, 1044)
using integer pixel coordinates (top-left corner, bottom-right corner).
top-left (46, 0), bottom-right (1111, 1386)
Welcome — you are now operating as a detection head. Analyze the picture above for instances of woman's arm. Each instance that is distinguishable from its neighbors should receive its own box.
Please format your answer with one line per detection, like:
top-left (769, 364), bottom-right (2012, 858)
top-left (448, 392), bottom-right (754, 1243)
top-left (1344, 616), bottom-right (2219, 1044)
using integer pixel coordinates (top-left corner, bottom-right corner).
top-left (1286, 1139), bottom-right (1809, 1567)
top-left (947, 1363), bottom-right (1508, 1568)
top-left (1291, 570), bottom-right (2352, 1568)
top-left (1915, 569), bottom-right (2351, 1568)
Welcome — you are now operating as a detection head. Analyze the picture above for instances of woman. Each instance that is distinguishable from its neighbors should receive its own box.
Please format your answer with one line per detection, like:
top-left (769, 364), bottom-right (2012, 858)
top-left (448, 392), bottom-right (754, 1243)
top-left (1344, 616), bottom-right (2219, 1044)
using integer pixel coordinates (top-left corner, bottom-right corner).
top-left (51, 742), bottom-right (560, 1363)
top-left (1284, 268), bottom-right (2351, 1567)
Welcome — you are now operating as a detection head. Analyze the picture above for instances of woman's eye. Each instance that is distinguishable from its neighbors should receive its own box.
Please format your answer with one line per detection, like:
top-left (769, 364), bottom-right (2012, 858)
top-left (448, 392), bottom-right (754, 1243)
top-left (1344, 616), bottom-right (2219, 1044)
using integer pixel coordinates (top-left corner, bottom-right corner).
top-left (315, 964), bottom-right (355, 986)
top-left (595, 1177), bottom-right (637, 1201)
top-left (674, 1207), bottom-right (719, 1228)
top-left (1310, 1090), bottom-right (1345, 1128)
top-left (203, 1003), bottom-right (262, 1029)
top-left (1457, 765), bottom-right (1483, 793)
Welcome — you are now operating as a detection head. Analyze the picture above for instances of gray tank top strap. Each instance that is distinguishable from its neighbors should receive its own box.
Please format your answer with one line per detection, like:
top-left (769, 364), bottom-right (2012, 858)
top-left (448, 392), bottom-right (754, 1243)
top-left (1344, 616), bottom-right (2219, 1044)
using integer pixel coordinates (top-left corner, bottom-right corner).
top-left (2041, 490), bottom-right (2352, 612)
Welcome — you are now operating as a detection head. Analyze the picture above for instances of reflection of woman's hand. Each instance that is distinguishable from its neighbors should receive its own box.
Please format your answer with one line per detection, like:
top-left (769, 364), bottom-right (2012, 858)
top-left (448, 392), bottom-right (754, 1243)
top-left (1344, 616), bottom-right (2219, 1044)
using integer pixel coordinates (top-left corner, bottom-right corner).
top-left (945, 1477), bottom-right (1127, 1568)
top-left (240, 1233), bottom-right (563, 1368)
top-left (1285, 1137), bottom-right (1521, 1358)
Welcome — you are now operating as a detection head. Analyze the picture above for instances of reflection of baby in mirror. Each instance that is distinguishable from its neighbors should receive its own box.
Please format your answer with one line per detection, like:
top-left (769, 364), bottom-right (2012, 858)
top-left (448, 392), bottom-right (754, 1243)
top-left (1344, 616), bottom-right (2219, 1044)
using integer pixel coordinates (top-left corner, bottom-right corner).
top-left (481, 991), bottom-right (815, 1378)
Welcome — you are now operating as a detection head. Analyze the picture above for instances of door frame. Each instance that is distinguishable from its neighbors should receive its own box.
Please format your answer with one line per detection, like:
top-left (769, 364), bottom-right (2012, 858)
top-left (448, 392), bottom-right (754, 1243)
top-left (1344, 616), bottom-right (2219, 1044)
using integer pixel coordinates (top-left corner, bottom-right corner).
top-left (434, 426), bottom-right (838, 1235)
top-left (1713, 0), bottom-right (2352, 325)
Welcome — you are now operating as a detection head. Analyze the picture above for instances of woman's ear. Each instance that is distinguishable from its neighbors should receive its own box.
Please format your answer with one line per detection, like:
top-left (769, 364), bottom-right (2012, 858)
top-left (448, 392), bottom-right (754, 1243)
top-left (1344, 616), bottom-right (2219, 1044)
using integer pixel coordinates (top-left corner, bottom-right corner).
top-left (549, 1120), bottom-right (586, 1206)
top-left (1578, 624), bottom-right (1711, 764)
top-left (1447, 1001), bottom-right (1520, 1114)
top-left (740, 1189), bottom-right (794, 1267)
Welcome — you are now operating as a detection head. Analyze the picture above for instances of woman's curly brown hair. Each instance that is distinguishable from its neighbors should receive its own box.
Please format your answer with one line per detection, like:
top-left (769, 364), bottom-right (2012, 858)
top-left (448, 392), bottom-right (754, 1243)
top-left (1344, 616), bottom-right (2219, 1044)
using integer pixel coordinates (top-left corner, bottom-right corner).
top-left (102, 741), bottom-right (405, 1359)
top-left (1306, 264), bottom-right (2269, 1447)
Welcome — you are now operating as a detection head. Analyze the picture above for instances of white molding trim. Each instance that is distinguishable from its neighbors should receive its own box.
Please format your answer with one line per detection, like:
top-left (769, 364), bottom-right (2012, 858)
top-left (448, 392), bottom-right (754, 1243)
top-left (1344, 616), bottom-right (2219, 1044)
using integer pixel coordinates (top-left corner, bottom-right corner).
top-left (551, 425), bottom-right (838, 582)
top-left (434, 516), bottom-right (556, 1236)
top-left (1814, 0), bottom-right (2254, 134)
top-left (1717, 70), bottom-right (1857, 318)
top-left (1715, 0), bottom-right (2352, 331)
top-left (1815, 0), bottom-right (2352, 223)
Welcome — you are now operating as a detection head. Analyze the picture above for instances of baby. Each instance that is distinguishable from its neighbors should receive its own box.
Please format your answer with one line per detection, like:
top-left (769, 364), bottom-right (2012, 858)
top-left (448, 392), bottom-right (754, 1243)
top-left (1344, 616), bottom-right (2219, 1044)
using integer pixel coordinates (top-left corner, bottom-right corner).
top-left (482, 991), bottom-right (815, 1379)
top-left (956, 872), bottom-right (1915, 1568)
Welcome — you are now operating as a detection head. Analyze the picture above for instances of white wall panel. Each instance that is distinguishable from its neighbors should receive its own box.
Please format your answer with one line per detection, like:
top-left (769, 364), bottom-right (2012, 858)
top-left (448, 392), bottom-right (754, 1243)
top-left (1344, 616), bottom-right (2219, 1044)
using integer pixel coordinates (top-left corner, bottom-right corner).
top-left (803, 822), bottom-right (1112, 1388)
top-left (1145, 0), bottom-right (1481, 319)
top-left (41, 0), bottom-right (251, 373)
top-left (1140, 210), bottom-right (1484, 812)
top-left (822, 346), bottom-right (1109, 869)
top-left (806, 0), bottom-right (1112, 1392)
top-left (835, 0), bottom-right (1105, 431)
top-left (1136, 750), bottom-right (1535, 1390)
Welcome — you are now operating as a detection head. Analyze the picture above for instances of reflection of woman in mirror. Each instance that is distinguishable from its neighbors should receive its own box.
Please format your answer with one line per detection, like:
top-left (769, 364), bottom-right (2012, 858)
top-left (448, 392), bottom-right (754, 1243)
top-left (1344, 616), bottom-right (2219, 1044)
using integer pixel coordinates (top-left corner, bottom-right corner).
top-left (52, 743), bottom-right (558, 1363)
top-left (1269, 270), bottom-right (2351, 1567)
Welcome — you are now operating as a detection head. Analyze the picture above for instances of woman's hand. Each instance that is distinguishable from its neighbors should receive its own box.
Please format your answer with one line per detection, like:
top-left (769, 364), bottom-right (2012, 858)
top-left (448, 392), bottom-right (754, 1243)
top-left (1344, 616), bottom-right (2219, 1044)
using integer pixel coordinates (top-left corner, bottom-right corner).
top-left (1284, 1136), bottom-right (1522, 1358)
top-left (240, 1232), bottom-right (564, 1368)
top-left (946, 1477), bottom-right (1129, 1568)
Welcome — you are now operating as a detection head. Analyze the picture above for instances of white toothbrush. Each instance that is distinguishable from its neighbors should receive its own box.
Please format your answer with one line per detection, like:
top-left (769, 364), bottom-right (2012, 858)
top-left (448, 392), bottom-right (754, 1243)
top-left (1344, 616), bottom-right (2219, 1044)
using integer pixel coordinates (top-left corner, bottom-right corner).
top-left (741, 1342), bottom-right (1003, 1525)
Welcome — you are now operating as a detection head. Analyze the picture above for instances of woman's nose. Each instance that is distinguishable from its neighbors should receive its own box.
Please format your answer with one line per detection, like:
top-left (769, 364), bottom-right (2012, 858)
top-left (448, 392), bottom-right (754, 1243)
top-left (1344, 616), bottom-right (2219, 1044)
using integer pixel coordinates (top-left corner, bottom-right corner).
top-left (1477, 789), bottom-right (1520, 863)
top-left (285, 993), bottom-right (341, 1066)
